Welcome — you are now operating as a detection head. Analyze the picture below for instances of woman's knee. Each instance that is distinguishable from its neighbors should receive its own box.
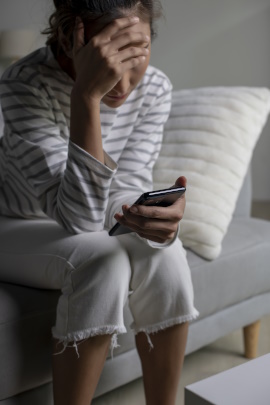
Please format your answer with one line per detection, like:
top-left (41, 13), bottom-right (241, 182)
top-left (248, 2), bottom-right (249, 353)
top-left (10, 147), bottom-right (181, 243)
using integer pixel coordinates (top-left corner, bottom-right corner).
top-left (128, 240), bottom-right (195, 326)
top-left (69, 233), bottom-right (132, 301)
top-left (54, 233), bottom-right (132, 338)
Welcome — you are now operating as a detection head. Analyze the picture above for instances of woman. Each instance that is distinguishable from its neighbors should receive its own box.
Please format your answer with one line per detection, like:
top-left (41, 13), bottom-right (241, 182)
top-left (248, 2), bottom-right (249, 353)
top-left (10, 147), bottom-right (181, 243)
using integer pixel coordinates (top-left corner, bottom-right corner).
top-left (0, 1), bottom-right (198, 404)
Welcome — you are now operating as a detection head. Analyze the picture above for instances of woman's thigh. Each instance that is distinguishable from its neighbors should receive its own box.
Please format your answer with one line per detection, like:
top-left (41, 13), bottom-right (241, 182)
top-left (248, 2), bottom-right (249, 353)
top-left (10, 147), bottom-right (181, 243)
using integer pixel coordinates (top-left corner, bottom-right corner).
top-left (0, 216), bottom-right (197, 336)
top-left (117, 234), bottom-right (197, 332)
top-left (0, 216), bottom-right (130, 290)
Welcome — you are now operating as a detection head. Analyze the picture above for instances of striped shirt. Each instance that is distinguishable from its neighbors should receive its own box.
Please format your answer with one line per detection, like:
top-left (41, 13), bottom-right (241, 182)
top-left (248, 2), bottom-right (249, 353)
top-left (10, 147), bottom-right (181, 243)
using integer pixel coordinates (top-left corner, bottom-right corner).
top-left (0, 46), bottom-right (172, 234)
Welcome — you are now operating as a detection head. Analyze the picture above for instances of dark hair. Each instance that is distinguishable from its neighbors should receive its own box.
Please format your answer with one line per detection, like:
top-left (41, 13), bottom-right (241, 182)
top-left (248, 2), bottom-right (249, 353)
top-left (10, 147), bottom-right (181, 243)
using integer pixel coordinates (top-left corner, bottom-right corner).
top-left (43, 0), bottom-right (162, 53)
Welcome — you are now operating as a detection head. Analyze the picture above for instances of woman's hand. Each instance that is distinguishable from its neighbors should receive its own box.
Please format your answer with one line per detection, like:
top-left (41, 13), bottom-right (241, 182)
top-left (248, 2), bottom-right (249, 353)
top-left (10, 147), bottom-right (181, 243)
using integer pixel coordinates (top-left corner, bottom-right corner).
top-left (69, 16), bottom-right (149, 162)
top-left (71, 16), bottom-right (150, 101)
top-left (114, 177), bottom-right (187, 244)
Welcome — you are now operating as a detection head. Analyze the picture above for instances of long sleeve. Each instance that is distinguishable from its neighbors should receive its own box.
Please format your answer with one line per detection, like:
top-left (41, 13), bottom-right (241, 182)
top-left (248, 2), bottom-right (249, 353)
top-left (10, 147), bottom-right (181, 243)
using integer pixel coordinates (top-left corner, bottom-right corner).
top-left (0, 66), bottom-right (117, 233)
top-left (0, 47), bottom-right (173, 239)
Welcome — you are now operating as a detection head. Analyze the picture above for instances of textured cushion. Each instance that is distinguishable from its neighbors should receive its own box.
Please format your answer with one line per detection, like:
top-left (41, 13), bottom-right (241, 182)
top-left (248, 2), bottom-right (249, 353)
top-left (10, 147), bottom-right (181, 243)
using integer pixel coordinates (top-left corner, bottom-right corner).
top-left (153, 87), bottom-right (270, 260)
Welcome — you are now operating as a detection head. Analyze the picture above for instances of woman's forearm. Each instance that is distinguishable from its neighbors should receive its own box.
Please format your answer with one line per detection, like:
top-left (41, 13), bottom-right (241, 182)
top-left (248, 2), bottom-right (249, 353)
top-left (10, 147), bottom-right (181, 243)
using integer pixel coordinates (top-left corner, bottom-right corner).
top-left (70, 88), bottom-right (104, 164)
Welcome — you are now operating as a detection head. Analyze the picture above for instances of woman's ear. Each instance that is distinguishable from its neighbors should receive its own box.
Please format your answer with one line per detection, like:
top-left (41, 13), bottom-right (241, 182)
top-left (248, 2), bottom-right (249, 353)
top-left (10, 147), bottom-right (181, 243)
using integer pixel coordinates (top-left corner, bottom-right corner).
top-left (58, 27), bottom-right (73, 58)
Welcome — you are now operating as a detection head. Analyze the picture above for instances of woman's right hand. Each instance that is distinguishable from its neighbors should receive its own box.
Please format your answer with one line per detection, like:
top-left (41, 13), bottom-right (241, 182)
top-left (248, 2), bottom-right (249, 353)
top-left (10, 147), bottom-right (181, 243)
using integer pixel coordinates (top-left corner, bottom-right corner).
top-left (71, 16), bottom-right (150, 102)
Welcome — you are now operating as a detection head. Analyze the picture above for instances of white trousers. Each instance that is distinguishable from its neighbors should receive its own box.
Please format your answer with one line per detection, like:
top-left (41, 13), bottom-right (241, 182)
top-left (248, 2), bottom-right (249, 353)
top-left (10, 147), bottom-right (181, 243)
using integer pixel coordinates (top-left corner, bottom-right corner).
top-left (0, 216), bottom-right (198, 346)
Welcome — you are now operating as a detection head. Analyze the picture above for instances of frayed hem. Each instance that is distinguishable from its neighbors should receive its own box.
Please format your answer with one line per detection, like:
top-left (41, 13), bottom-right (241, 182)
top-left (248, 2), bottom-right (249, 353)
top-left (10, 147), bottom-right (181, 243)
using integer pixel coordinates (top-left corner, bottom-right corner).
top-left (52, 325), bottom-right (126, 358)
top-left (133, 310), bottom-right (199, 335)
top-left (133, 310), bottom-right (199, 350)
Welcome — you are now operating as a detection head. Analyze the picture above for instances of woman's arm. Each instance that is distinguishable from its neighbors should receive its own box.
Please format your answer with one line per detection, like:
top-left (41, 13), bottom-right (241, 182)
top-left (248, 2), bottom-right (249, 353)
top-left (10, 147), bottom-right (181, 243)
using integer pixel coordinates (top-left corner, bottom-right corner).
top-left (0, 18), bottom-right (149, 233)
top-left (69, 17), bottom-right (149, 162)
top-left (0, 77), bottom-right (116, 232)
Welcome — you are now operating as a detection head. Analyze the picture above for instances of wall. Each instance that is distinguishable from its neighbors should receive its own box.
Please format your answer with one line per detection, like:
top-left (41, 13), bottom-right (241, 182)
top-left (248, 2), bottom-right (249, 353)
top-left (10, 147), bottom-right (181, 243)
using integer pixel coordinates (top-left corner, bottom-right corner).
top-left (151, 0), bottom-right (270, 201)
top-left (1, 0), bottom-right (270, 200)
top-left (0, 0), bottom-right (49, 32)
top-left (0, 0), bottom-right (49, 74)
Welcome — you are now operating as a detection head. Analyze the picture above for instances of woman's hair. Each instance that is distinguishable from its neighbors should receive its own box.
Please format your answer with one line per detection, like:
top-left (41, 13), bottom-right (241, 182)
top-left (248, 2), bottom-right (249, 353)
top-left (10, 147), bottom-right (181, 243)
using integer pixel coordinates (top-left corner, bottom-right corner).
top-left (43, 0), bottom-right (162, 53)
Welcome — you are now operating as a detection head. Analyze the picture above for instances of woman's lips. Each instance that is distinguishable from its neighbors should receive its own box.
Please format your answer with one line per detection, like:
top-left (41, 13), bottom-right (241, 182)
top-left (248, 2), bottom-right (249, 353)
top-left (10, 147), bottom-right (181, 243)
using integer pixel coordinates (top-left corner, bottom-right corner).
top-left (106, 93), bottom-right (128, 100)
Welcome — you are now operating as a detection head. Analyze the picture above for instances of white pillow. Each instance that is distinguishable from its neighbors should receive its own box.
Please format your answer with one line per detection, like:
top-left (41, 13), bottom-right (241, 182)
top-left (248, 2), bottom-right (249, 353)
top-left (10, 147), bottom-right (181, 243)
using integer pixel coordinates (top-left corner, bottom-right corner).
top-left (153, 87), bottom-right (270, 260)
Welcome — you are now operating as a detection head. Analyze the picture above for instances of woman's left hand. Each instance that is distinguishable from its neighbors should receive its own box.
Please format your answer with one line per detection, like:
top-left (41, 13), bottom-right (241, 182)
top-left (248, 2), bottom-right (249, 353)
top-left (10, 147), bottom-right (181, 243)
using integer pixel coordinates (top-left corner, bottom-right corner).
top-left (114, 176), bottom-right (187, 244)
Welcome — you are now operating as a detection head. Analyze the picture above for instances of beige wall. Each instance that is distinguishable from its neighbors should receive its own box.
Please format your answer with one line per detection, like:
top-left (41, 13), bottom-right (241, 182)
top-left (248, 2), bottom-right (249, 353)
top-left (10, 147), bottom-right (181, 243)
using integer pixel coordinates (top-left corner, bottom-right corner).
top-left (0, 0), bottom-right (49, 33)
top-left (1, 0), bottom-right (270, 199)
top-left (151, 0), bottom-right (270, 201)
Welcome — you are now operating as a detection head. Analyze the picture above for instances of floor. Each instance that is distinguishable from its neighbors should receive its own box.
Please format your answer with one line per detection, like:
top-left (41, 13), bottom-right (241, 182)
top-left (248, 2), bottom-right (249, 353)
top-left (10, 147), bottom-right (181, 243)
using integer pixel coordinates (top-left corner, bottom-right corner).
top-left (92, 316), bottom-right (270, 405)
top-left (92, 201), bottom-right (270, 405)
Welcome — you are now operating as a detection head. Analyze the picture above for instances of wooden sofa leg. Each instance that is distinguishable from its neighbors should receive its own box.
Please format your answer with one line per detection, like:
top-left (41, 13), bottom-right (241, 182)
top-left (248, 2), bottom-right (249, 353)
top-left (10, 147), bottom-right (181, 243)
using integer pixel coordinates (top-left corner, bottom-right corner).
top-left (243, 320), bottom-right (261, 359)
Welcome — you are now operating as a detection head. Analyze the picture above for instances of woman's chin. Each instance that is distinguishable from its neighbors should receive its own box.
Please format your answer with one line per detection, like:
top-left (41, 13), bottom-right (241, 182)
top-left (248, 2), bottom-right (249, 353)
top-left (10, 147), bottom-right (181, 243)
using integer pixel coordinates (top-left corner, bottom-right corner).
top-left (102, 93), bottom-right (129, 108)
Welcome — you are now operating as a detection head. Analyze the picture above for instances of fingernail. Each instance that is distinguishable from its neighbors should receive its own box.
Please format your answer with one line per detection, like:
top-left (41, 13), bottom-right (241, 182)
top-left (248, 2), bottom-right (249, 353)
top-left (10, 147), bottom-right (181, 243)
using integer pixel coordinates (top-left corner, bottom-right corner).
top-left (131, 16), bottom-right (139, 22)
top-left (130, 206), bottom-right (138, 214)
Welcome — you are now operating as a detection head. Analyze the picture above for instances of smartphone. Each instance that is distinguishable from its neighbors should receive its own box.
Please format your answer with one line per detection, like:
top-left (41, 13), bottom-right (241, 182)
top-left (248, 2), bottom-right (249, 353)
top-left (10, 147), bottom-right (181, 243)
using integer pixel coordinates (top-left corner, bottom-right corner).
top-left (108, 186), bottom-right (186, 236)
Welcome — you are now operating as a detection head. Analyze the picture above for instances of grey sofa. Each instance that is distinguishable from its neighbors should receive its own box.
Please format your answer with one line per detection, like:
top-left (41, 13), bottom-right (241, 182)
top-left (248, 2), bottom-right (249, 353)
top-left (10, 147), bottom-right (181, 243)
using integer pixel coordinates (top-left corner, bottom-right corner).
top-left (1, 112), bottom-right (270, 405)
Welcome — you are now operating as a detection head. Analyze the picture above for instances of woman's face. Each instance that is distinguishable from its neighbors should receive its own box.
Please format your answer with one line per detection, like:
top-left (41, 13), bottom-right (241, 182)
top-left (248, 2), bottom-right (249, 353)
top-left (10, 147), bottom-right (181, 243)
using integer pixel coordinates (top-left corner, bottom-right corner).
top-left (84, 17), bottom-right (151, 108)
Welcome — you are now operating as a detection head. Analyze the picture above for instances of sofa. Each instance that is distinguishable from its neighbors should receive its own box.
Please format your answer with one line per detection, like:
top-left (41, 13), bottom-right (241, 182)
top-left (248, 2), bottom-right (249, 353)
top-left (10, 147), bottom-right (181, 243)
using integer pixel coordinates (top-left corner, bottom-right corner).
top-left (1, 88), bottom-right (270, 404)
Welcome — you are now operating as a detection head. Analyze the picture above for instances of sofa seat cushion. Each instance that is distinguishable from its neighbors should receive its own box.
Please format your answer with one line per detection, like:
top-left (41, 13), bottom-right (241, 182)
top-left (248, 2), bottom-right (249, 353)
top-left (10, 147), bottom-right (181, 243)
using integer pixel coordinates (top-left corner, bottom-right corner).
top-left (187, 218), bottom-right (270, 320)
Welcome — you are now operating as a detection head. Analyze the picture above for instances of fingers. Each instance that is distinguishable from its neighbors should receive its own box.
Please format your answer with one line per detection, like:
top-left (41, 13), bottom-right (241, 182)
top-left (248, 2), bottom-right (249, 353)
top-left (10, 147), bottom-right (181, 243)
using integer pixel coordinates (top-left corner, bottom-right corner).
top-left (114, 46), bottom-right (149, 65)
top-left (92, 26), bottom-right (149, 65)
top-left (88, 35), bottom-right (148, 82)
top-left (114, 200), bottom-right (183, 242)
top-left (90, 16), bottom-right (149, 58)
top-left (114, 178), bottom-right (187, 243)
top-left (119, 55), bottom-right (147, 71)
top-left (129, 197), bottom-right (185, 221)
top-left (175, 176), bottom-right (187, 188)
top-left (73, 16), bottom-right (146, 55)
top-left (71, 15), bottom-right (149, 101)
top-left (115, 212), bottom-right (176, 243)
top-left (101, 16), bottom-right (141, 41)
top-left (112, 31), bottom-right (150, 51)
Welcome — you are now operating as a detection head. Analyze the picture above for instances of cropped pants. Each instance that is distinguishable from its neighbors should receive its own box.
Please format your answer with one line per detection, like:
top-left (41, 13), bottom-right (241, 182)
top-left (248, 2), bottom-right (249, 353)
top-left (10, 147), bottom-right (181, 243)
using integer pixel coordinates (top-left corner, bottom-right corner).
top-left (0, 216), bottom-right (198, 349)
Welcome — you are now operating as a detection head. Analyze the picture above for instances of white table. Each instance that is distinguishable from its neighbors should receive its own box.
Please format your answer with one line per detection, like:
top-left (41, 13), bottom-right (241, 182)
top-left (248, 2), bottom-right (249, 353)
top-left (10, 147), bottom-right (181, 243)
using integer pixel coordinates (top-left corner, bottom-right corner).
top-left (185, 353), bottom-right (270, 405)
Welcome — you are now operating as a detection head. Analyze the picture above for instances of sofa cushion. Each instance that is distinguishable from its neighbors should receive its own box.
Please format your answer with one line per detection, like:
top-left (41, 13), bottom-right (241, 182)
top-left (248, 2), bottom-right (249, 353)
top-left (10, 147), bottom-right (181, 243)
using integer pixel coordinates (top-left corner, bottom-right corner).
top-left (153, 87), bottom-right (270, 260)
top-left (187, 217), bottom-right (270, 319)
